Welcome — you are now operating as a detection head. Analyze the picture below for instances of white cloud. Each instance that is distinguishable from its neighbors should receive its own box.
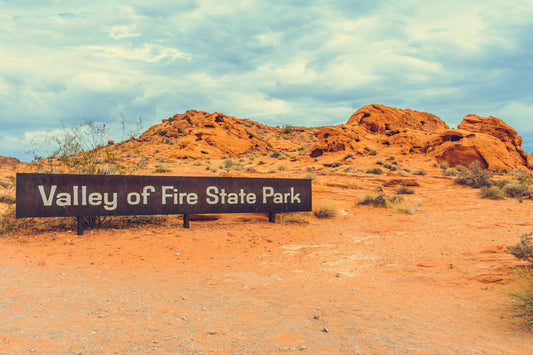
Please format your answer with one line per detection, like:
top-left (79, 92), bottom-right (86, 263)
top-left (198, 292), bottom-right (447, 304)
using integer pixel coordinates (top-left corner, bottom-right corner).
top-left (74, 44), bottom-right (190, 62)
top-left (106, 25), bottom-right (141, 39)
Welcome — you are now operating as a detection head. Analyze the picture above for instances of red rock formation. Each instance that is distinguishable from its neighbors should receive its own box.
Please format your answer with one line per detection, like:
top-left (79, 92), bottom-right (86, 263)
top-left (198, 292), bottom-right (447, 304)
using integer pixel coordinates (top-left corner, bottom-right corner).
top-left (347, 104), bottom-right (449, 134)
top-left (427, 129), bottom-right (523, 171)
top-left (458, 114), bottom-right (528, 166)
top-left (309, 125), bottom-right (370, 157)
top-left (0, 156), bottom-right (20, 166)
top-left (140, 110), bottom-right (273, 158)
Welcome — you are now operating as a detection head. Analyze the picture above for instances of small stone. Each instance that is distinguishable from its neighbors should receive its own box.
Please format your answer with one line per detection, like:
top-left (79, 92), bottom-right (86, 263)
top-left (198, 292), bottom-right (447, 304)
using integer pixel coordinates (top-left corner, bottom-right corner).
top-left (209, 330), bottom-right (217, 335)
top-left (182, 316), bottom-right (188, 321)
top-left (175, 253), bottom-right (180, 256)
top-left (98, 313), bottom-right (109, 318)
top-left (313, 315), bottom-right (320, 320)
top-left (201, 307), bottom-right (207, 311)
top-left (322, 327), bottom-right (329, 333)
top-left (300, 346), bottom-right (307, 351)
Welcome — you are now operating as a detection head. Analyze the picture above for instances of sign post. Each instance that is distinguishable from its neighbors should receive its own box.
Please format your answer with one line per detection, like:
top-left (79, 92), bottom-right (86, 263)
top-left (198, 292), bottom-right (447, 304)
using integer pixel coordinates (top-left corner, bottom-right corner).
top-left (16, 173), bottom-right (312, 234)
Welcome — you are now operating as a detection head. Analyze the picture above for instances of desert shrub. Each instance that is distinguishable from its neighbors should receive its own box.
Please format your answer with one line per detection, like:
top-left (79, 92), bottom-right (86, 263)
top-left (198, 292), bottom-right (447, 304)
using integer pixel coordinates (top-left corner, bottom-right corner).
top-left (374, 184), bottom-right (384, 193)
top-left (0, 181), bottom-right (12, 189)
top-left (455, 161), bottom-right (492, 188)
top-left (368, 148), bottom-right (378, 155)
top-left (507, 233), bottom-right (533, 264)
top-left (402, 166), bottom-right (412, 172)
top-left (0, 194), bottom-right (16, 204)
top-left (412, 169), bottom-right (427, 176)
top-left (440, 161), bottom-right (449, 169)
top-left (223, 159), bottom-right (243, 171)
top-left (505, 233), bottom-right (533, 329)
top-left (154, 165), bottom-right (171, 173)
top-left (502, 182), bottom-right (533, 200)
top-left (366, 167), bottom-right (383, 175)
top-left (246, 166), bottom-right (256, 172)
top-left (384, 162), bottom-right (397, 171)
top-left (270, 151), bottom-right (281, 158)
top-left (376, 159), bottom-right (384, 165)
top-left (303, 173), bottom-right (317, 180)
top-left (504, 268), bottom-right (533, 330)
top-left (277, 213), bottom-right (309, 224)
top-left (395, 185), bottom-right (415, 195)
top-left (358, 193), bottom-right (388, 208)
top-left (313, 201), bottom-right (338, 219)
top-left (396, 170), bottom-right (407, 176)
top-left (330, 162), bottom-right (341, 168)
top-left (443, 168), bottom-right (459, 176)
top-left (479, 186), bottom-right (506, 200)
top-left (388, 195), bottom-right (405, 205)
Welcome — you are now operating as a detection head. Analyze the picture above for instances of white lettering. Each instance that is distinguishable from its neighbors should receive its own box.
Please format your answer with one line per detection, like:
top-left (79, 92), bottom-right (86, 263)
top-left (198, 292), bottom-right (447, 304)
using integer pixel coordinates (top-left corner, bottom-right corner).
top-left (127, 192), bottom-right (141, 205)
top-left (38, 185), bottom-right (56, 206)
top-left (103, 192), bottom-right (118, 211)
top-left (206, 186), bottom-right (218, 204)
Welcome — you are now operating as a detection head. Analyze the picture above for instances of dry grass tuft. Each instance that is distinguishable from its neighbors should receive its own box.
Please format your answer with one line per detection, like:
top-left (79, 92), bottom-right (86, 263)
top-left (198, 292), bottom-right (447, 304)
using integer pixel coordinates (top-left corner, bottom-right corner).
top-left (313, 201), bottom-right (338, 219)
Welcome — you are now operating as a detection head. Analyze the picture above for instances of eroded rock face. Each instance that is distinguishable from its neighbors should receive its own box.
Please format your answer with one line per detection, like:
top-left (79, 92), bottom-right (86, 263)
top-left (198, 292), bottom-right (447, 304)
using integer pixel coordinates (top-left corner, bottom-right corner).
top-left (0, 156), bottom-right (20, 166)
top-left (347, 104), bottom-right (449, 134)
top-left (457, 114), bottom-right (529, 166)
top-left (309, 125), bottom-right (370, 157)
top-left (427, 129), bottom-right (524, 171)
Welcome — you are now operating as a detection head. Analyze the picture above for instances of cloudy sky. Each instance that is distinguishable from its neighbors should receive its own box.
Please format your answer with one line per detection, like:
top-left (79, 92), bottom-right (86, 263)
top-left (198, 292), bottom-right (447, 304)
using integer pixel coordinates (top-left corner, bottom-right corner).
top-left (1, 0), bottom-right (532, 160)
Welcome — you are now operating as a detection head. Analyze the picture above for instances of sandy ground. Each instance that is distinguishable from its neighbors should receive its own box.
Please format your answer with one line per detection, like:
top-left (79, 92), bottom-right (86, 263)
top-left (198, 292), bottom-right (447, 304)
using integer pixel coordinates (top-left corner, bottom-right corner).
top-left (1, 168), bottom-right (533, 354)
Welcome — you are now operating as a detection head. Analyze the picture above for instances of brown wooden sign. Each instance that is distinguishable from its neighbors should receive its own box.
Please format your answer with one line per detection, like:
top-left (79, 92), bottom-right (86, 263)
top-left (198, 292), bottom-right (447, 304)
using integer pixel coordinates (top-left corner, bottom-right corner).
top-left (16, 173), bottom-right (312, 228)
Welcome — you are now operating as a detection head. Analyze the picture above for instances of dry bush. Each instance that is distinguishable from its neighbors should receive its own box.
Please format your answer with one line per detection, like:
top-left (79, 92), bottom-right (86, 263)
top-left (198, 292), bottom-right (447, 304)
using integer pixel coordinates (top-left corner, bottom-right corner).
top-left (479, 186), bottom-right (506, 200)
top-left (502, 182), bottom-right (533, 200)
top-left (0, 194), bottom-right (15, 204)
top-left (412, 169), bottom-right (427, 176)
top-left (366, 167), bottom-right (383, 175)
top-left (358, 193), bottom-right (388, 208)
top-left (395, 185), bottom-right (415, 195)
top-left (504, 267), bottom-right (533, 330)
top-left (507, 233), bottom-right (533, 264)
top-left (313, 201), bottom-right (338, 219)
top-left (505, 233), bottom-right (533, 330)
top-left (277, 213), bottom-right (309, 224)
top-left (455, 161), bottom-right (493, 188)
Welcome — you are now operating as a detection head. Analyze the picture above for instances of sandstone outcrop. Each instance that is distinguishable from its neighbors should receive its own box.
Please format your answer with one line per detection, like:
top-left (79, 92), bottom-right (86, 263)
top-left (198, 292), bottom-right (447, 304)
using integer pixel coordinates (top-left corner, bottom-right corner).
top-left (347, 104), bottom-right (449, 134)
top-left (140, 110), bottom-right (273, 158)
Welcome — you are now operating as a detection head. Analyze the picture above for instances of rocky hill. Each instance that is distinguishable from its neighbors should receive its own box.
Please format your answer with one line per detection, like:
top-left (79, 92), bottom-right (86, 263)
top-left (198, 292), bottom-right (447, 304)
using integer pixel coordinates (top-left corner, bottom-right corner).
top-left (0, 156), bottom-right (20, 167)
top-left (106, 104), bottom-right (531, 172)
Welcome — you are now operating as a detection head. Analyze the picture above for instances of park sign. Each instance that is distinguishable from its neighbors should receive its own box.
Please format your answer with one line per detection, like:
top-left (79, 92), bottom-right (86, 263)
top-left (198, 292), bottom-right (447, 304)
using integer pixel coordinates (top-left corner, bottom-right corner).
top-left (16, 173), bottom-right (312, 233)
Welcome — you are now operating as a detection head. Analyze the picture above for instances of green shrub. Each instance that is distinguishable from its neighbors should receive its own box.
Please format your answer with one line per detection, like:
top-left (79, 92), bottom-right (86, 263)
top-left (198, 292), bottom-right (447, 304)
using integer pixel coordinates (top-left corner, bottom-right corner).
top-left (313, 202), bottom-right (338, 219)
top-left (479, 186), bottom-right (506, 200)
